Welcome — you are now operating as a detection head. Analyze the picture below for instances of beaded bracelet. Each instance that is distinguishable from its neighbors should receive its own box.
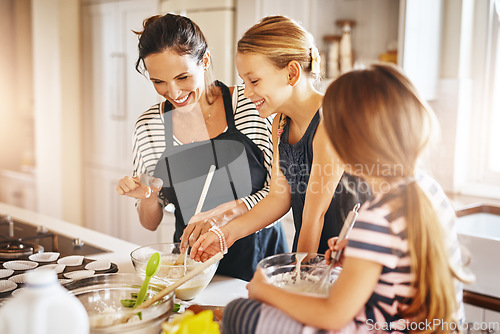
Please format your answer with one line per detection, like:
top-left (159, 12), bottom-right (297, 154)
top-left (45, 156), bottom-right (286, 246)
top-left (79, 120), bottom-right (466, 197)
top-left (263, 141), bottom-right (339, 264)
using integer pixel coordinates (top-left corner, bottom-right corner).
top-left (208, 222), bottom-right (228, 255)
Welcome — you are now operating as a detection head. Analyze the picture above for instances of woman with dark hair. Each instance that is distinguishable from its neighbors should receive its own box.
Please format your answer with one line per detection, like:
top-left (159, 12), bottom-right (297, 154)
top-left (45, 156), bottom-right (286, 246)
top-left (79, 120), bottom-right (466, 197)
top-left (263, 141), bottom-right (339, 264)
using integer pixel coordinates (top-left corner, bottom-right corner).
top-left (116, 13), bottom-right (288, 281)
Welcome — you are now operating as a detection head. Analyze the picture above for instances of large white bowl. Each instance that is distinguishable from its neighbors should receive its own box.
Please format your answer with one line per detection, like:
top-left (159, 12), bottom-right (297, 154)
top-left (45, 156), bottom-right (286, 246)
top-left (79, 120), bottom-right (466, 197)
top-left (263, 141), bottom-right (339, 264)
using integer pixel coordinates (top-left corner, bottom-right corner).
top-left (65, 273), bottom-right (174, 334)
top-left (130, 243), bottom-right (218, 301)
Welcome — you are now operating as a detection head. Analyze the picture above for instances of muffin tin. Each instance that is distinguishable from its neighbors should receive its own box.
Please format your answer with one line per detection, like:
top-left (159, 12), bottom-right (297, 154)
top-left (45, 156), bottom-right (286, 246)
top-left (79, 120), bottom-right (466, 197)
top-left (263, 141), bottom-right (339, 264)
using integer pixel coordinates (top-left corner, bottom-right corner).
top-left (0, 254), bottom-right (117, 299)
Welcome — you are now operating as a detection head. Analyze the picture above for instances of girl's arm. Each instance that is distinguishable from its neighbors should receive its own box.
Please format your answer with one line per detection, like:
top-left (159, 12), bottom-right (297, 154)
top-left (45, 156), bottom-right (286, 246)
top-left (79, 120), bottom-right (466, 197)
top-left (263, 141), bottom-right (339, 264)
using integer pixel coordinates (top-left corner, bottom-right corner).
top-left (296, 122), bottom-right (344, 252)
top-left (190, 116), bottom-right (291, 261)
top-left (248, 256), bottom-right (382, 330)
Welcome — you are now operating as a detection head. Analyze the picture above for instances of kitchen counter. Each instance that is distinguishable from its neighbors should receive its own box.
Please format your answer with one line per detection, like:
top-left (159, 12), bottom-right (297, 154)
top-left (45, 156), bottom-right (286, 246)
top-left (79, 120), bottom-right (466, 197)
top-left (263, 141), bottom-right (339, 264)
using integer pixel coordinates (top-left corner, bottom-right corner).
top-left (0, 202), bottom-right (247, 306)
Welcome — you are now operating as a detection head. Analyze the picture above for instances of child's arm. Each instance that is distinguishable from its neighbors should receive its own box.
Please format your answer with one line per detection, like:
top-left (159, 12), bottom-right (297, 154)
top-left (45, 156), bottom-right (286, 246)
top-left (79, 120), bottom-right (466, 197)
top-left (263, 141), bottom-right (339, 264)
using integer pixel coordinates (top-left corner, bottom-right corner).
top-left (296, 122), bottom-right (344, 253)
top-left (190, 116), bottom-right (291, 261)
top-left (248, 256), bottom-right (382, 330)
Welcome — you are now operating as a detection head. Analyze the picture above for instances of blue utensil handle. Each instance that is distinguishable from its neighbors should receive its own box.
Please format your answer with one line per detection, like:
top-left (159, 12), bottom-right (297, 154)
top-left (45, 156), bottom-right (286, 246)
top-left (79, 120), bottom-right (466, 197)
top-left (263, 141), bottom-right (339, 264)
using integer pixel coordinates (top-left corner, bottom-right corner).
top-left (331, 203), bottom-right (360, 263)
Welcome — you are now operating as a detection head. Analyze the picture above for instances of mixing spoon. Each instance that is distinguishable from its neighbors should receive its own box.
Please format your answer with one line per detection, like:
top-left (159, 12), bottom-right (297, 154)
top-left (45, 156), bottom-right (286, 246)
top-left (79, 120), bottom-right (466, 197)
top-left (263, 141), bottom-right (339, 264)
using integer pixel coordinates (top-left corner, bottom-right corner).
top-left (135, 252), bottom-right (161, 307)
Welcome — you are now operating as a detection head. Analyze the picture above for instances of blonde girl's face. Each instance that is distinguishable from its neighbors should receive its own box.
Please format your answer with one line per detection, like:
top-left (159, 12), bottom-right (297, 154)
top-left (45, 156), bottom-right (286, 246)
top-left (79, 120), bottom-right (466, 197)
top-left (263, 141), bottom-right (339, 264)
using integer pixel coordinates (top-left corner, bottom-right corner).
top-left (144, 50), bottom-right (207, 110)
top-left (235, 52), bottom-right (291, 118)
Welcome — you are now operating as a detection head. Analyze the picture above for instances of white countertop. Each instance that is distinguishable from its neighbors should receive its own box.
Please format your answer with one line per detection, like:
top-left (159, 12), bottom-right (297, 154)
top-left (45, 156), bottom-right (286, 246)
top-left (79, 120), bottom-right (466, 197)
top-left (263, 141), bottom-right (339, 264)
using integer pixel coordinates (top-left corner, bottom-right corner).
top-left (0, 202), bottom-right (247, 306)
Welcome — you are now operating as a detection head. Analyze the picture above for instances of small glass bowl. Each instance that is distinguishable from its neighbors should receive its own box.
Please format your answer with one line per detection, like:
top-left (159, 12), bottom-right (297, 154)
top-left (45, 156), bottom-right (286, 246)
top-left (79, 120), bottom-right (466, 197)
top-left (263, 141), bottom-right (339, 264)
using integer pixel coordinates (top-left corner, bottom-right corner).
top-left (130, 243), bottom-right (218, 301)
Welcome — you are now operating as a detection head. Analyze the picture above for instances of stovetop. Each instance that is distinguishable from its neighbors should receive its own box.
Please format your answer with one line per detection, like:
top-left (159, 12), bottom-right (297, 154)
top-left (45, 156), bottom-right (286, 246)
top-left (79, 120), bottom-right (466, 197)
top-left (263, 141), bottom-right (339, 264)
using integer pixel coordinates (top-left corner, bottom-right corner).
top-left (0, 214), bottom-right (110, 262)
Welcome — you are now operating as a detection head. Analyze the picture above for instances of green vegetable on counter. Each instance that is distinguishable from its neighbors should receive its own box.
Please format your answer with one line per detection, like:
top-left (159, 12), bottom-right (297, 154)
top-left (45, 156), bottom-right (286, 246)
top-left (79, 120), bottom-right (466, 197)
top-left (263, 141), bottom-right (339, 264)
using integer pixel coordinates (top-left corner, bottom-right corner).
top-left (173, 303), bottom-right (181, 313)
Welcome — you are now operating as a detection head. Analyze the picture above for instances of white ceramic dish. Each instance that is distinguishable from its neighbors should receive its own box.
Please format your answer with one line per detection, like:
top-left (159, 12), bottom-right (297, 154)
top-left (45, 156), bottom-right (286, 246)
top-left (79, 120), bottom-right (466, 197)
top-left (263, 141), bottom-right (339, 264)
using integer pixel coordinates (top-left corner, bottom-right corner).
top-left (3, 260), bottom-right (39, 271)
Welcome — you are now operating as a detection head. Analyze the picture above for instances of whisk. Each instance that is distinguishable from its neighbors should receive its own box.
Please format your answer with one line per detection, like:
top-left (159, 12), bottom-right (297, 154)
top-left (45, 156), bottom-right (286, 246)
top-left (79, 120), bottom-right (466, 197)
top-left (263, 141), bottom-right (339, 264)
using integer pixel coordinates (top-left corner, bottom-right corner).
top-left (312, 203), bottom-right (360, 294)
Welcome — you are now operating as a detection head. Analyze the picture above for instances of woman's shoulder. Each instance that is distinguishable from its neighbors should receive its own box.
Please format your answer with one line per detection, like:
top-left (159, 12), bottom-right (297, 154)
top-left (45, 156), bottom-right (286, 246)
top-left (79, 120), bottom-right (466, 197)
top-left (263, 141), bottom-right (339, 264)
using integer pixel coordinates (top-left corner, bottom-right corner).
top-left (135, 103), bottom-right (163, 129)
top-left (232, 85), bottom-right (274, 125)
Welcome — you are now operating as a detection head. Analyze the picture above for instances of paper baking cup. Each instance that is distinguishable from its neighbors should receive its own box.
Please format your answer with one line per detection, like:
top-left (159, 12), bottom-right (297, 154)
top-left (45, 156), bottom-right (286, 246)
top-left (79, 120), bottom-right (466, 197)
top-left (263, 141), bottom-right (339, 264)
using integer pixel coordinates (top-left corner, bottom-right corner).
top-left (3, 260), bottom-right (39, 271)
top-left (0, 269), bottom-right (14, 279)
top-left (84, 259), bottom-right (111, 271)
top-left (29, 252), bottom-right (60, 262)
top-left (11, 287), bottom-right (26, 297)
top-left (8, 273), bottom-right (29, 284)
top-left (34, 264), bottom-right (66, 274)
top-left (64, 270), bottom-right (95, 280)
top-left (57, 255), bottom-right (84, 266)
top-left (0, 280), bottom-right (17, 293)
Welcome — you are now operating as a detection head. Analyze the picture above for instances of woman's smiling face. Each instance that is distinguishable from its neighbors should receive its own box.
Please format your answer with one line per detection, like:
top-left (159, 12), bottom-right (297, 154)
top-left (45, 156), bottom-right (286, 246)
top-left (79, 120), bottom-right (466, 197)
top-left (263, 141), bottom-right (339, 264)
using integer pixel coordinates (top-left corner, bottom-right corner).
top-left (235, 52), bottom-right (291, 118)
top-left (144, 50), bottom-right (207, 109)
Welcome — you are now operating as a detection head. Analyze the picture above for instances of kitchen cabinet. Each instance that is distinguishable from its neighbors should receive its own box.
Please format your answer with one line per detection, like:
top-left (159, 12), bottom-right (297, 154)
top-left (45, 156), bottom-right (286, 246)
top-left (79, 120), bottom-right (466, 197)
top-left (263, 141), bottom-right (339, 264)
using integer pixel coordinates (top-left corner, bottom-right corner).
top-left (0, 169), bottom-right (36, 211)
top-left (81, 0), bottom-right (173, 245)
top-left (160, 0), bottom-right (236, 85)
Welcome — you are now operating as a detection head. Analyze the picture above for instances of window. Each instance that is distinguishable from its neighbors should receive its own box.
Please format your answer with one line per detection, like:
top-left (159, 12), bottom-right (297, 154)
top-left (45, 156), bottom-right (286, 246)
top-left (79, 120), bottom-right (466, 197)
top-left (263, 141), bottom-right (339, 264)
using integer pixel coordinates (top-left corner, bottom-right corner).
top-left (460, 0), bottom-right (500, 197)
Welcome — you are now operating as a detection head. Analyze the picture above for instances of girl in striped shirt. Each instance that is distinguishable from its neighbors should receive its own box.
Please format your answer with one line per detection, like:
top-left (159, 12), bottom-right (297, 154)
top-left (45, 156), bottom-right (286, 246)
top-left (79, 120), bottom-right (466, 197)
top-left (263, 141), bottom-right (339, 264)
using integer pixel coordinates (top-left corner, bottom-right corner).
top-left (223, 64), bottom-right (469, 333)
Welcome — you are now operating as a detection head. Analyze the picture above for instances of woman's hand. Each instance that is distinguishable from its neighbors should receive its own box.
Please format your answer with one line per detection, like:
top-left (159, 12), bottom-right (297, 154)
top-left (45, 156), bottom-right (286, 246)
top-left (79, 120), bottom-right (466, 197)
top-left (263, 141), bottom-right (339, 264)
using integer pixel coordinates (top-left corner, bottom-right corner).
top-left (246, 269), bottom-right (270, 301)
top-left (325, 237), bottom-right (348, 267)
top-left (116, 174), bottom-right (163, 199)
top-left (180, 218), bottom-right (214, 252)
top-left (180, 200), bottom-right (247, 253)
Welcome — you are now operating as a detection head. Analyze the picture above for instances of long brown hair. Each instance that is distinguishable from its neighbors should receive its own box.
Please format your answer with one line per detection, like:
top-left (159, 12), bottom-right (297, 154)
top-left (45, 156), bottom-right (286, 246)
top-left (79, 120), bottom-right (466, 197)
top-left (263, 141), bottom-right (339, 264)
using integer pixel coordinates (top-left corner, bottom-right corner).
top-left (133, 14), bottom-right (218, 104)
top-left (322, 63), bottom-right (462, 333)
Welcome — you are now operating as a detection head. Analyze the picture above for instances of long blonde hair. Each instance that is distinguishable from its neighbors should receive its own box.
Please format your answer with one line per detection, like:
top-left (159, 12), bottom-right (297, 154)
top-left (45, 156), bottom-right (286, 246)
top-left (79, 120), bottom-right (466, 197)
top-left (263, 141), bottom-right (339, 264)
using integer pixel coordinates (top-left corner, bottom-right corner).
top-left (238, 15), bottom-right (321, 134)
top-left (322, 63), bottom-right (461, 333)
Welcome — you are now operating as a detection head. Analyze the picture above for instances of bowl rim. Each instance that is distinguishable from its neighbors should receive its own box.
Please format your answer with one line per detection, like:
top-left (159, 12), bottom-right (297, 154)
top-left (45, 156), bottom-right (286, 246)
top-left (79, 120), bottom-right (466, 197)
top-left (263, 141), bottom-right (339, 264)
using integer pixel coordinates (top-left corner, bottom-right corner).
top-left (130, 243), bottom-right (218, 270)
top-left (256, 252), bottom-right (326, 270)
top-left (65, 273), bottom-right (174, 330)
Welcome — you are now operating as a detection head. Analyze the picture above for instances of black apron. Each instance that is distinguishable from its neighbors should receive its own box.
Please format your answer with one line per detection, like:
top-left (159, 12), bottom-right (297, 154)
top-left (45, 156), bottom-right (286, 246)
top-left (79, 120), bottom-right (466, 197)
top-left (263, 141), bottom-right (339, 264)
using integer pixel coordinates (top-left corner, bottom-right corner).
top-left (154, 81), bottom-right (288, 281)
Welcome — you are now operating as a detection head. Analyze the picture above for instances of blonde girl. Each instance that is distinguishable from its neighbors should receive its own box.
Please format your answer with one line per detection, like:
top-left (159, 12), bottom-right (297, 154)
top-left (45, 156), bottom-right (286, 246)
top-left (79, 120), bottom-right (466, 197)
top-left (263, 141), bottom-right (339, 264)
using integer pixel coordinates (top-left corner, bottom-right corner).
top-left (222, 63), bottom-right (466, 334)
top-left (190, 15), bottom-right (368, 262)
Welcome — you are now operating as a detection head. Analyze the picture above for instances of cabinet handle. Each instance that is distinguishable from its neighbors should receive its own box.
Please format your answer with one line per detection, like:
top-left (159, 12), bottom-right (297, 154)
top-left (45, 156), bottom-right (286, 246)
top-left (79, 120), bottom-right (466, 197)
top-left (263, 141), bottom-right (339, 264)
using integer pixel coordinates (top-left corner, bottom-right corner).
top-left (111, 52), bottom-right (127, 120)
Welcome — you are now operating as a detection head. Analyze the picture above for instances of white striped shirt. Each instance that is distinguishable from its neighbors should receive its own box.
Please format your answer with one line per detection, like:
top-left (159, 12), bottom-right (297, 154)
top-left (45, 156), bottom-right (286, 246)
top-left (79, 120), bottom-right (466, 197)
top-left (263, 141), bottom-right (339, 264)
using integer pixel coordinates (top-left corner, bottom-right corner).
top-left (132, 85), bottom-right (274, 210)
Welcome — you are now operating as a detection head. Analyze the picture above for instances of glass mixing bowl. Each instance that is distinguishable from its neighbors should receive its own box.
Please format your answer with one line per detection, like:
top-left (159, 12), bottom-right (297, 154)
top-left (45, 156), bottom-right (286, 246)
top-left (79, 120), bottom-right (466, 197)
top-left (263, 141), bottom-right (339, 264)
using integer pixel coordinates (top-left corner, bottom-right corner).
top-left (257, 252), bottom-right (341, 297)
top-left (130, 243), bottom-right (218, 301)
top-left (65, 273), bottom-right (174, 334)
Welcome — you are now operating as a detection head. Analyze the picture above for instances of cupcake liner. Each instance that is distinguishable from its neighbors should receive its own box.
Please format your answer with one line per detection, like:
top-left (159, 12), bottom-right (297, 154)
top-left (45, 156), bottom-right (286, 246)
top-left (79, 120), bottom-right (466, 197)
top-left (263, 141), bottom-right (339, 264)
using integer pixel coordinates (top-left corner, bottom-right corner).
top-left (29, 252), bottom-right (60, 262)
top-left (0, 269), bottom-right (14, 279)
top-left (3, 260), bottom-right (39, 271)
top-left (57, 255), bottom-right (84, 266)
top-left (0, 280), bottom-right (17, 293)
top-left (85, 259), bottom-right (111, 271)
top-left (8, 273), bottom-right (30, 284)
top-left (34, 264), bottom-right (66, 274)
top-left (64, 270), bottom-right (95, 280)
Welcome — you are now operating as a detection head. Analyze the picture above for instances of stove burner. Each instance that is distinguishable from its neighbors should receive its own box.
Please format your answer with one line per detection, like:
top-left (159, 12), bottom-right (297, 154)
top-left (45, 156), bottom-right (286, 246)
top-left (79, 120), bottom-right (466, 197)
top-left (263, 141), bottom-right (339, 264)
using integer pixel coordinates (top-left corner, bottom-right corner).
top-left (0, 240), bottom-right (43, 260)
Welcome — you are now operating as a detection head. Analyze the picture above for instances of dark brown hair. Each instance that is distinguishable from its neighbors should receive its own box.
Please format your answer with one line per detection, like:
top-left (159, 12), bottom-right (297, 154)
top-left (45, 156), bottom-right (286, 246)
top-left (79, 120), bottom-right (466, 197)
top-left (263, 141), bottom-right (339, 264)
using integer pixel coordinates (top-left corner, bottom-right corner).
top-left (134, 13), bottom-right (217, 103)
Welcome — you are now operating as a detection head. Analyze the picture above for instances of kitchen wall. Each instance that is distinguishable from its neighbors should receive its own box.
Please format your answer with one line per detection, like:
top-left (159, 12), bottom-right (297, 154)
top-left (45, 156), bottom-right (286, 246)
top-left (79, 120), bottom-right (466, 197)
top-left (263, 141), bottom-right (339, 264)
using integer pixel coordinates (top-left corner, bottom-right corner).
top-left (0, 0), bottom-right (34, 172)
